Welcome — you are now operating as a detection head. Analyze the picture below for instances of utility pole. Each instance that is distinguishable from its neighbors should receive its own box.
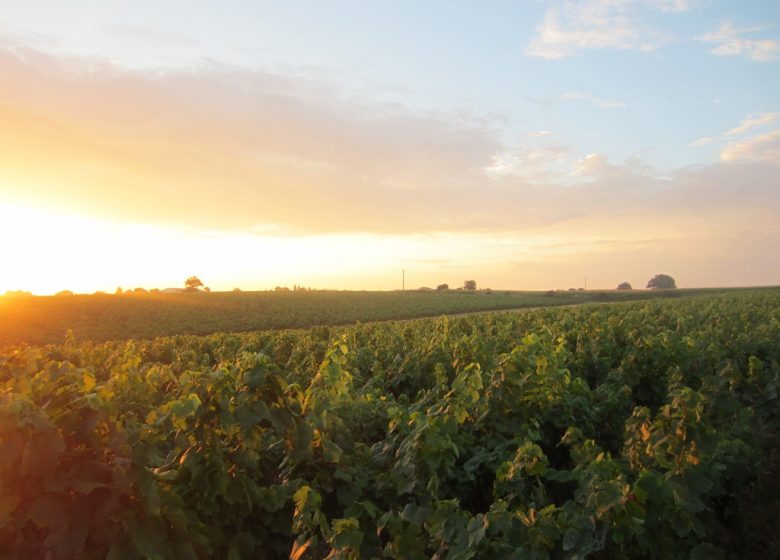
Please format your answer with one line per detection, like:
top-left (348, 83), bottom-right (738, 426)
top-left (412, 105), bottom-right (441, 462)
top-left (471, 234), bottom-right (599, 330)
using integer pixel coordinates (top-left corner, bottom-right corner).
top-left (402, 268), bottom-right (405, 292)
top-left (584, 277), bottom-right (587, 291)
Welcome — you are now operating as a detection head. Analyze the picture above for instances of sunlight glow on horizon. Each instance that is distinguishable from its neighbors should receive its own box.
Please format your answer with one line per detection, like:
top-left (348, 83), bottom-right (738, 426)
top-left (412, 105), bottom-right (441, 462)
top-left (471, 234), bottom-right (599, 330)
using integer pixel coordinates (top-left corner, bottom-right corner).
top-left (0, 200), bottom-right (673, 295)
top-left (0, 202), bottom-right (565, 295)
top-left (4, 200), bottom-right (775, 296)
top-left (0, 202), bottom-right (412, 294)
top-left (1, 3), bottom-right (778, 293)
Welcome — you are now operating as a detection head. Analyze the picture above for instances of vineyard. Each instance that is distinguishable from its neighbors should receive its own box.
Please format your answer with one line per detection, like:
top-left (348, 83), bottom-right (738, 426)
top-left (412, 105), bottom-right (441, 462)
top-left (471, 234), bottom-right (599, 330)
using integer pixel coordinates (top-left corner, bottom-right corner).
top-left (0, 287), bottom-right (724, 348)
top-left (1, 289), bottom-right (779, 558)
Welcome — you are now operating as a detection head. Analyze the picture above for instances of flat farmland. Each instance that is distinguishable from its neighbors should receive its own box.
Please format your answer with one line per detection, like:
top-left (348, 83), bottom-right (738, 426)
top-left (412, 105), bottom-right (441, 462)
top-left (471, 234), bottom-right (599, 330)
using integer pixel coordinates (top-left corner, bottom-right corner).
top-left (1, 289), bottom-right (779, 558)
top-left (0, 287), bottom-right (736, 347)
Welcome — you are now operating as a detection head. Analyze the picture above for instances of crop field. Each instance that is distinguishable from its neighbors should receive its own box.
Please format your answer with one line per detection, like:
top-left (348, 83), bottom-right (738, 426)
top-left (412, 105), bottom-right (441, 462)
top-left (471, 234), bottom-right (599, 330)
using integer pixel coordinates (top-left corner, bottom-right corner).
top-left (0, 287), bottom-right (737, 348)
top-left (1, 288), bottom-right (778, 559)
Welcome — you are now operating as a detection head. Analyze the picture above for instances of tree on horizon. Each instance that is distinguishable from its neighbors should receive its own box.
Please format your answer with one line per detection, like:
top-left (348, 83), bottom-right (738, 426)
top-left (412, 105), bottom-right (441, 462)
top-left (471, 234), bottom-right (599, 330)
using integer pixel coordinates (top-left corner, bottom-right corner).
top-left (646, 274), bottom-right (676, 289)
top-left (184, 276), bottom-right (204, 291)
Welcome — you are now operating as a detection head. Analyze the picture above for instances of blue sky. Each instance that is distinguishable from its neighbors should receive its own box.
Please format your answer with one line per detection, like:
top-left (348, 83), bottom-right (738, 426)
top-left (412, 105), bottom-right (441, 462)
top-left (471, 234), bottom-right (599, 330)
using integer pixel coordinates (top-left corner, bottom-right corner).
top-left (0, 1), bottom-right (779, 292)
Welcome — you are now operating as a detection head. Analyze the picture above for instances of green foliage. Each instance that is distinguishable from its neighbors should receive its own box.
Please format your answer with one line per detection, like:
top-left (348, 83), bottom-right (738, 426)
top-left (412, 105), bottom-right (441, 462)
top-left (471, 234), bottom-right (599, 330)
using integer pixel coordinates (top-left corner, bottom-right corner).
top-left (0, 289), bottom-right (778, 558)
top-left (647, 274), bottom-right (677, 290)
top-left (184, 276), bottom-right (204, 291)
top-left (1, 286), bottom-right (745, 347)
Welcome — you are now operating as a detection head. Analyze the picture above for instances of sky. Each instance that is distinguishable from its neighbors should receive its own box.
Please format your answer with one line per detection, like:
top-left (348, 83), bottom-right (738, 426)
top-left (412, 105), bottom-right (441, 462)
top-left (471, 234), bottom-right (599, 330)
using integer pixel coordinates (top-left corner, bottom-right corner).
top-left (0, 0), bottom-right (779, 294)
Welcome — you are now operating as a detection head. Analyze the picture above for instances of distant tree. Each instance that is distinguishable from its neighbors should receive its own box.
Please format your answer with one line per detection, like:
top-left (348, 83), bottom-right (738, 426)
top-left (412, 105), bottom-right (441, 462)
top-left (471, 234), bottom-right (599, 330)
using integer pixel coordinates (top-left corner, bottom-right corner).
top-left (115, 287), bottom-right (123, 295)
top-left (204, 286), bottom-right (211, 293)
top-left (617, 282), bottom-right (632, 290)
top-left (646, 274), bottom-right (677, 290)
top-left (436, 283), bottom-right (449, 291)
top-left (150, 288), bottom-right (160, 294)
top-left (4, 290), bottom-right (32, 297)
top-left (55, 290), bottom-right (74, 296)
top-left (463, 280), bottom-right (477, 291)
top-left (133, 287), bottom-right (147, 294)
top-left (94, 291), bottom-right (106, 295)
top-left (233, 287), bottom-right (242, 292)
top-left (274, 286), bottom-right (290, 292)
top-left (184, 276), bottom-right (204, 291)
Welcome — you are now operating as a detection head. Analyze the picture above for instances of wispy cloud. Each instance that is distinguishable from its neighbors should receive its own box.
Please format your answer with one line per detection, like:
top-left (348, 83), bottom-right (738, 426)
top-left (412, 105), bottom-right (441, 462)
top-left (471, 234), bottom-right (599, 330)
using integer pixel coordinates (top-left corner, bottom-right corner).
top-left (721, 130), bottom-right (780, 163)
top-left (571, 152), bottom-right (662, 180)
top-left (690, 112), bottom-right (780, 160)
top-left (525, 0), bottom-right (693, 59)
top-left (690, 136), bottom-right (716, 147)
top-left (484, 143), bottom-right (572, 183)
top-left (572, 153), bottom-right (619, 177)
top-left (561, 91), bottom-right (626, 109)
top-left (644, 0), bottom-right (698, 13)
top-left (697, 22), bottom-right (780, 62)
top-left (724, 112), bottom-right (779, 136)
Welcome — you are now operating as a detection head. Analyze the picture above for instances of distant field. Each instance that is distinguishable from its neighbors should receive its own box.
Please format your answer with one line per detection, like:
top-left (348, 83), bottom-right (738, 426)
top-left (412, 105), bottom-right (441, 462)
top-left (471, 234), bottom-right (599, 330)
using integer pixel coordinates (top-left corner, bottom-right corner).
top-left (0, 287), bottom-right (763, 347)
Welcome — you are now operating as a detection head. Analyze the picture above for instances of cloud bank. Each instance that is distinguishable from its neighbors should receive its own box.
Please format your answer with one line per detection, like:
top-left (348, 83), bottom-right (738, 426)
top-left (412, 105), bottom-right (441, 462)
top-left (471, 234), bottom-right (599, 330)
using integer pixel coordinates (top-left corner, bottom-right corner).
top-left (0, 43), bottom-right (778, 255)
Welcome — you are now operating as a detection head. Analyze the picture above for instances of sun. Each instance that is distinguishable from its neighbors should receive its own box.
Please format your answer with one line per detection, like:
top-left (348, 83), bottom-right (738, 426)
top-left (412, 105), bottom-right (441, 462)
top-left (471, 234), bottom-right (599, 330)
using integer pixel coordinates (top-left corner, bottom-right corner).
top-left (0, 202), bottom-right (428, 295)
top-left (0, 203), bottom-right (75, 295)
